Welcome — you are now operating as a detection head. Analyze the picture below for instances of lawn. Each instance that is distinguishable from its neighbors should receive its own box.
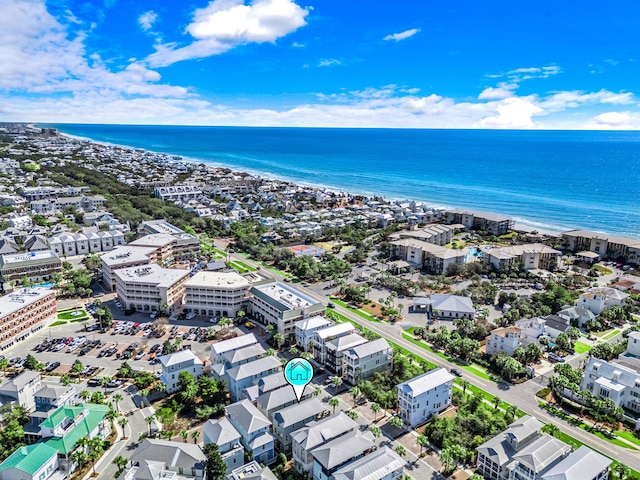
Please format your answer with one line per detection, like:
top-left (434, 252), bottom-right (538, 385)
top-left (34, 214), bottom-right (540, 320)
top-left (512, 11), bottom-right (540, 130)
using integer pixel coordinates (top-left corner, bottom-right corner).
top-left (594, 264), bottom-right (613, 275)
top-left (57, 308), bottom-right (89, 322)
top-left (50, 320), bottom-right (67, 327)
top-left (329, 297), bottom-right (379, 322)
top-left (402, 328), bottom-right (493, 381)
top-left (574, 341), bottom-right (591, 354)
top-left (616, 430), bottom-right (640, 448)
top-left (603, 329), bottom-right (622, 340)
top-left (227, 260), bottom-right (256, 274)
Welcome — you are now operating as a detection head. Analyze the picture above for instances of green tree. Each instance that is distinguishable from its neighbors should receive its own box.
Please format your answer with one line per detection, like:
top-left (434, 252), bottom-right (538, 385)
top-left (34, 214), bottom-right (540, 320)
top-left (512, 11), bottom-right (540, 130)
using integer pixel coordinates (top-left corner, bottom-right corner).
top-left (492, 395), bottom-right (501, 410)
top-left (331, 376), bottom-right (343, 390)
top-left (347, 410), bottom-right (359, 420)
top-left (329, 397), bottom-right (339, 414)
top-left (541, 423), bottom-right (560, 438)
top-left (202, 443), bottom-right (227, 480)
top-left (112, 392), bottom-right (123, 411)
top-left (71, 360), bottom-right (85, 375)
top-left (180, 430), bottom-right (189, 442)
top-left (390, 416), bottom-right (403, 430)
top-left (145, 415), bottom-right (156, 435)
top-left (191, 430), bottom-right (201, 444)
top-left (113, 455), bottom-right (129, 477)
top-left (349, 386), bottom-right (361, 408)
top-left (369, 425), bottom-right (382, 438)
top-left (179, 371), bottom-right (199, 404)
top-left (417, 434), bottom-right (429, 455)
top-left (371, 402), bottom-right (381, 422)
top-left (273, 333), bottom-right (285, 350)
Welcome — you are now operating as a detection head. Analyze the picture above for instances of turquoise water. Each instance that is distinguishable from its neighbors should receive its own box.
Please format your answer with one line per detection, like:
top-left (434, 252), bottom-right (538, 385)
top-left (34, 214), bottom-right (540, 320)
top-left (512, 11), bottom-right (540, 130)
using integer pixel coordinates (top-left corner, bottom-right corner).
top-left (33, 282), bottom-right (55, 288)
top-left (47, 124), bottom-right (640, 238)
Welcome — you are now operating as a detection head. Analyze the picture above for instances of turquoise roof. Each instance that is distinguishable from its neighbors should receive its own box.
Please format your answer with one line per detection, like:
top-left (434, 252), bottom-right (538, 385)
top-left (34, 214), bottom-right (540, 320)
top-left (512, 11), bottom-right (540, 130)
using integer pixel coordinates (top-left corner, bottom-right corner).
top-left (0, 443), bottom-right (58, 475)
top-left (41, 403), bottom-right (110, 455)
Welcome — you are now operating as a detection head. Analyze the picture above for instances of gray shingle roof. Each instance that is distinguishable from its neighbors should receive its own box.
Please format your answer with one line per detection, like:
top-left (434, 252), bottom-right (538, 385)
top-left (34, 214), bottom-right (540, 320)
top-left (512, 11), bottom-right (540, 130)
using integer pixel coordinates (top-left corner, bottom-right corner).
top-left (542, 446), bottom-right (611, 480)
top-left (203, 417), bottom-right (240, 446)
top-left (332, 446), bottom-right (406, 480)
top-left (272, 397), bottom-right (326, 428)
top-left (291, 412), bottom-right (357, 451)
top-left (311, 430), bottom-right (375, 470)
top-left (227, 355), bottom-right (282, 381)
top-left (226, 399), bottom-right (271, 434)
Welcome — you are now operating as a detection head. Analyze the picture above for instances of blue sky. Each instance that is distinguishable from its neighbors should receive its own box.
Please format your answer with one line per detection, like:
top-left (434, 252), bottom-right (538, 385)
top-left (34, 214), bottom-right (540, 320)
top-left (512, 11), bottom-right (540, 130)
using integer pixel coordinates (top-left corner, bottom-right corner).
top-left (2, 0), bottom-right (640, 128)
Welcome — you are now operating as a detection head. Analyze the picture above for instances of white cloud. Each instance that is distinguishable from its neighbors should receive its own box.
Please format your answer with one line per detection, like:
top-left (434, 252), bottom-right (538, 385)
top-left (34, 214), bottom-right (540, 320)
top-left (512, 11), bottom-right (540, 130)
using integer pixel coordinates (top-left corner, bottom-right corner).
top-left (478, 82), bottom-right (517, 100)
top-left (383, 28), bottom-right (420, 42)
top-left (585, 111), bottom-right (640, 129)
top-left (146, 0), bottom-right (309, 67)
top-left (475, 97), bottom-right (543, 129)
top-left (539, 89), bottom-right (634, 111)
top-left (138, 11), bottom-right (158, 31)
top-left (317, 58), bottom-right (341, 67)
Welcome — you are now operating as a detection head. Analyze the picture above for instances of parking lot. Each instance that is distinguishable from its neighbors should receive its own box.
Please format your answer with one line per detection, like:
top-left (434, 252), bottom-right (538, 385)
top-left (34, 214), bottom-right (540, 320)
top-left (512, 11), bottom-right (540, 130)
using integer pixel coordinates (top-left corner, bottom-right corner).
top-left (3, 301), bottom-right (230, 381)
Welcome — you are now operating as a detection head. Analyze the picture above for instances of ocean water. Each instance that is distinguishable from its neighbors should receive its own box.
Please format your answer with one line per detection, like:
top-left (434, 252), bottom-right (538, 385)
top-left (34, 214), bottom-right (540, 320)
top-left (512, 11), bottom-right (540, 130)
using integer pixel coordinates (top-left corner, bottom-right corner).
top-left (47, 124), bottom-right (640, 238)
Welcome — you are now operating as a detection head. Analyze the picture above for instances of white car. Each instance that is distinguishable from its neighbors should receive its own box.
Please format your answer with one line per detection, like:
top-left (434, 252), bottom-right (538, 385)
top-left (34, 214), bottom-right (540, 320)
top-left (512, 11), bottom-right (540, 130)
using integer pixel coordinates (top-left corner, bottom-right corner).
top-left (134, 351), bottom-right (145, 360)
top-left (150, 312), bottom-right (157, 319)
top-left (186, 312), bottom-right (196, 320)
top-left (67, 344), bottom-right (78, 353)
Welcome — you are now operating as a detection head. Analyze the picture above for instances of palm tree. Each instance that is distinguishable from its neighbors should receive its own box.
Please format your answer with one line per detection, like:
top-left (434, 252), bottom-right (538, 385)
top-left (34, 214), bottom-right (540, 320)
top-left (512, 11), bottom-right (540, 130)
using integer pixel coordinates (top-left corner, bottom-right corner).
top-left (219, 317), bottom-right (233, 335)
top-left (331, 376), bottom-right (343, 390)
top-left (314, 386), bottom-right (322, 397)
top-left (395, 445), bottom-right (407, 457)
top-left (79, 390), bottom-right (91, 402)
top-left (273, 333), bottom-right (285, 350)
top-left (266, 324), bottom-right (275, 337)
top-left (492, 395), bottom-right (501, 410)
top-left (112, 455), bottom-right (128, 475)
top-left (139, 388), bottom-right (149, 408)
top-left (289, 345), bottom-right (299, 356)
top-left (349, 386), bottom-right (361, 408)
top-left (191, 430), bottom-right (201, 444)
top-left (416, 434), bottom-right (429, 456)
top-left (347, 410), bottom-right (359, 420)
top-left (265, 348), bottom-right (276, 356)
top-left (145, 415), bottom-right (156, 435)
top-left (112, 392), bottom-right (123, 411)
top-left (118, 417), bottom-right (128, 437)
top-left (440, 447), bottom-right (456, 474)
top-left (390, 416), bottom-right (403, 430)
top-left (613, 463), bottom-right (631, 480)
top-left (505, 404), bottom-right (518, 422)
top-left (301, 351), bottom-right (313, 361)
top-left (0, 358), bottom-right (9, 375)
top-left (541, 424), bottom-right (560, 438)
top-left (369, 425), bottom-right (382, 438)
top-left (371, 402), bottom-right (381, 422)
top-left (280, 357), bottom-right (288, 370)
top-left (460, 379), bottom-right (470, 396)
top-left (329, 397), bottom-right (339, 414)
top-left (180, 430), bottom-right (188, 443)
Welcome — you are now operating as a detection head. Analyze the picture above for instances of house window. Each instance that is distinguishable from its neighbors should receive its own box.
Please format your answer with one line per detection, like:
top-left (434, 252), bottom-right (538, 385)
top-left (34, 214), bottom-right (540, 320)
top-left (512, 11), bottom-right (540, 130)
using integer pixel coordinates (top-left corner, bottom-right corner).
top-left (599, 388), bottom-right (610, 398)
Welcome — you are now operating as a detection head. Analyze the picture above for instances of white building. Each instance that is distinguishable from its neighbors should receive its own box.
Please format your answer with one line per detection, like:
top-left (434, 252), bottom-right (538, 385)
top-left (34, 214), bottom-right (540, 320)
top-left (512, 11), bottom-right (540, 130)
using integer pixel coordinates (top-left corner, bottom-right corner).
top-left (100, 245), bottom-right (156, 291)
top-left (342, 338), bottom-right (393, 385)
top-left (389, 238), bottom-right (466, 275)
top-left (332, 446), bottom-right (405, 480)
top-left (482, 244), bottom-right (562, 272)
top-left (183, 271), bottom-right (250, 318)
top-left (410, 294), bottom-right (475, 320)
top-left (210, 333), bottom-right (259, 364)
top-left (114, 264), bottom-right (190, 313)
top-left (295, 317), bottom-right (333, 352)
top-left (158, 350), bottom-right (204, 393)
top-left (154, 184), bottom-right (203, 202)
top-left (248, 280), bottom-right (325, 335)
top-left (486, 327), bottom-right (523, 356)
top-left (396, 368), bottom-right (454, 428)
top-left (226, 355), bottom-right (282, 401)
top-left (325, 334), bottom-right (368, 375)
top-left (0, 443), bottom-right (59, 480)
top-left (0, 371), bottom-right (42, 411)
top-left (202, 417), bottom-right (244, 474)
top-left (576, 287), bottom-right (629, 316)
top-left (312, 323), bottom-right (356, 364)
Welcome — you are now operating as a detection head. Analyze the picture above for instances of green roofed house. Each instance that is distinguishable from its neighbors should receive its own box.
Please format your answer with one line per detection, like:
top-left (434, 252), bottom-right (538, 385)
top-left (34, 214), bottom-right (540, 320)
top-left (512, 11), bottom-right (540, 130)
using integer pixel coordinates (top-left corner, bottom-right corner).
top-left (0, 443), bottom-right (59, 480)
top-left (39, 403), bottom-right (110, 473)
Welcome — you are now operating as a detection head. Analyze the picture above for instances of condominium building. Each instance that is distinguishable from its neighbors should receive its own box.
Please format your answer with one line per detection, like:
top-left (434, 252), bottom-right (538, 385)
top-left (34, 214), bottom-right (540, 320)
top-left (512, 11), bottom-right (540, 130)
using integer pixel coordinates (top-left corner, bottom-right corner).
top-left (183, 271), bottom-right (251, 318)
top-left (100, 245), bottom-right (156, 291)
top-left (395, 224), bottom-right (454, 246)
top-left (114, 264), bottom-right (190, 313)
top-left (397, 368), bottom-right (454, 428)
top-left (311, 430), bottom-right (376, 480)
top-left (0, 287), bottom-right (56, 351)
top-left (49, 230), bottom-right (125, 257)
top-left (389, 238), bottom-right (466, 275)
top-left (342, 338), bottom-right (393, 385)
top-left (248, 280), bottom-right (325, 335)
top-left (332, 446), bottom-right (405, 480)
top-left (154, 184), bottom-right (203, 202)
top-left (0, 251), bottom-right (62, 291)
top-left (562, 230), bottom-right (640, 264)
top-left (482, 244), bottom-right (562, 272)
top-left (226, 355), bottom-right (282, 401)
top-left (136, 220), bottom-right (200, 261)
top-left (445, 209), bottom-right (513, 236)
top-left (476, 416), bottom-right (610, 480)
top-left (325, 333), bottom-right (368, 375)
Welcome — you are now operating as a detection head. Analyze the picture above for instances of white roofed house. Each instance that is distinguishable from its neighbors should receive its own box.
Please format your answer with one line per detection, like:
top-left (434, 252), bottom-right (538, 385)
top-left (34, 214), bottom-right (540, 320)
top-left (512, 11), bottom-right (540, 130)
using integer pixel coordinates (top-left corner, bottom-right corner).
top-left (119, 438), bottom-right (206, 480)
top-left (332, 446), bottom-right (405, 480)
top-left (410, 294), bottom-right (475, 320)
top-left (342, 338), bottom-right (393, 385)
top-left (295, 316), bottom-right (333, 352)
top-left (576, 287), bottom-right (629, 316)
top-left (202, 417), bottom-right (244, 473)
top-left (210, 333), bottom-right (259, 364)
top-left (311, 430), bottom-right (377, 480)
top-left (272, 397), bottom-right (329, 455)
top-left (0, 371), bottom-right (42, 411)
top-left (291, 412), bottom-right (358, 475)
top-left (226, 355), bottom-right (282, 401)
top-left (397, 368), bottom-right (454, 428)
top-left (486, 327), bottom-right (523, 357)
top-left (158, 350), bottom-right (204, 393)
top-left (312, 323), bottom-right (356, 364)
top-left (325, 334), bottom-right (368, 375)
top-left (256, 385), bottom-right (314, 421)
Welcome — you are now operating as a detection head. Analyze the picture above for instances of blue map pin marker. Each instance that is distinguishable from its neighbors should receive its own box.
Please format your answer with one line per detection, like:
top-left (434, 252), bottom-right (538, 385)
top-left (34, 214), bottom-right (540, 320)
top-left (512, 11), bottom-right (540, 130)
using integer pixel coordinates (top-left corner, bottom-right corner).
top-left (284, 357), bottom-right (313, 402)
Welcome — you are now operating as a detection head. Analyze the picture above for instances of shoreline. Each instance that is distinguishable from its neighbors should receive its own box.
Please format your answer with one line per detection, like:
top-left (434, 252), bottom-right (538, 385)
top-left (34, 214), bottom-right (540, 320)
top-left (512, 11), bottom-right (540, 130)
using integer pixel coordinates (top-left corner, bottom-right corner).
top-left (52, 128), bottom-right (606, 239)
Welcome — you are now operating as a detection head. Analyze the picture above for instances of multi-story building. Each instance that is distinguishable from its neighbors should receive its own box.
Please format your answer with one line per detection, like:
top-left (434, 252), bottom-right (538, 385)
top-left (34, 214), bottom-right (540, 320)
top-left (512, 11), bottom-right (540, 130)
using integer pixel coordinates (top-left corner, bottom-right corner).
top-left (34, 385), bottom-right (78, 412)
top-left (114, 264), bottom-right (190, 313)
top-left (311, 430), bottom-right (376, 480)
top-left (486, 327), bottom-right (523, 356)
top-left (482, 244), bottom-right (562, 272)
top-left (312, 323), bottom-right (356, 364)
top-left (248, 280), bottom-right (325, 335)
top-left (295, 316), bottom-right (333, 352)
top-left (100, 245), bottom-right (156, 291)
top-left (445, 209), bottom-right (513, 236)
top-left (0, 443), bottom-right (59, 480)
top-left (291, 412), bottom-right (358, 475)
top-left (0, 287), bottom-right (56, 351)
top-left (226, 355), bottom-right (282, 401)
top-left (389, 238), bottom-right (466, 275)
top-left (476, 416), bottom-right (610, 480)
top-left (135, 220), bottom-right (200, 261)
top-left (49, 230), bottom-right (125, 256)
top-left (576, 287), bottom-right (628, 316)
top-left (121, 439), bottom-right (206, 480)
top-left (210, 333), bottom-right (259, 364)
top-left (245, 372), bottom-right (290, 403)
top-left (325, 333), bottom-right (368, 375)
top-left (183, 271), bottom-right (251, 318)
top-left (272, 398), bottom-right (329, 454)
top-left (257, 385), bottom-right (314, 422)
top-left (225, 399), bottom-right (275, 465)
top-left (0, 251), bottom-right (62, 291)
top-left (158, 350), bottom-right (204, 393)
top-left (396, 368), bottom-right (454, 428)
top-left (202, 417), bottom-right (244, 474)
top-left (342, 338), bottom-right (393, 385)
top-left (0, 371), bottom-right (42, 411)
top-left (395, 224), bottom-right (454, 246)
top-left (154, 184), bottom-right (203, 202)
top-left (332, 446), bottom-right (405, 480)
top-left (562, 230), bottom-right (640, 264)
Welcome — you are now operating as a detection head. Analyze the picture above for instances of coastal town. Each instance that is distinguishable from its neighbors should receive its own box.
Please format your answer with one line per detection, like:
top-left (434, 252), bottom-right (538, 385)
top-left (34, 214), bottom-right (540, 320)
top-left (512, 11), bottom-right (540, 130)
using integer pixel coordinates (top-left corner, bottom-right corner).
top-left (0, 123), bottom-right (640, 480)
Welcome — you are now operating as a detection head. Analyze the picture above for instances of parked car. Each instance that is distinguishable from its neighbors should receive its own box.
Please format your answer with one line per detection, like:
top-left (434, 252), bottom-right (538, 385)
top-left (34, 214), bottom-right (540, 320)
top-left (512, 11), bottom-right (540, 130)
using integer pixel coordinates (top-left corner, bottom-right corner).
top-left (87, 378), bottom-right (102, 387)
top-left (134, 351), bottom-right (146, 361)
top-left (450, 368), bottom-right (462, 377)
top-left (106, 379), bottom-right (123, 388)
top-left (45, 362), bottom-right (60, 372)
